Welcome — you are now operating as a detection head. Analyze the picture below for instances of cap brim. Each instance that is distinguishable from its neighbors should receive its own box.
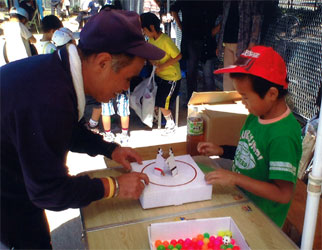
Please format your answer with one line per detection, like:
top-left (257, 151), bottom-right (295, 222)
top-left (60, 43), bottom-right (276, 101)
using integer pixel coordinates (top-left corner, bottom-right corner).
top-left (126, 42), bottom-right (165, 60)
top-left (214, 65), bottom-right (249, 75)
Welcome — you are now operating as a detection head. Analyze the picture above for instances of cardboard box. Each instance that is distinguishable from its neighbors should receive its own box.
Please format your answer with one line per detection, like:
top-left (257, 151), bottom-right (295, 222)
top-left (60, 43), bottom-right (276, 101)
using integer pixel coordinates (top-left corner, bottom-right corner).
top-left (188, 91), bottom-right (249, 146)
top-left (148, 217), bottom-right (250, 250)
top-left (131, 155), bottom-right (212, 209)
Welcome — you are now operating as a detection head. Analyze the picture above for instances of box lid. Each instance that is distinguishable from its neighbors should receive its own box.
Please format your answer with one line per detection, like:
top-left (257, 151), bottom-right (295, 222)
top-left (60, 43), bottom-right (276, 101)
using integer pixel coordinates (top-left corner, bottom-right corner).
top-left (188, 91), bottom-right (242, 106)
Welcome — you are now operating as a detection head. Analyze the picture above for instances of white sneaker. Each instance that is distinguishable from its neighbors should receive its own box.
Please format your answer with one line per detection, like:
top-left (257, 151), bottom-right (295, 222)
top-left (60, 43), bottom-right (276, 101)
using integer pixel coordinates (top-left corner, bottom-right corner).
top-left (153, 108), bottom-right (159, 124)
top-left (116, 133), bottom-right (130, 146)
top-left (162, 122), bottom-right (176, 136)
top-left (85, 122), bottom-right (100, 134)
top-left (102, 132), bottom-right (115, 142)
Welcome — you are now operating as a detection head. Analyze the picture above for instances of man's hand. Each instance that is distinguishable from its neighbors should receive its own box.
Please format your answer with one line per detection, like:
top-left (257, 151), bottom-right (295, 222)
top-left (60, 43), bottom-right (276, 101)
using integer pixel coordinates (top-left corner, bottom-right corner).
top-left (111, 147), bottom-right (142, 171)
top-left (116, 172), bottom-right (149, 199)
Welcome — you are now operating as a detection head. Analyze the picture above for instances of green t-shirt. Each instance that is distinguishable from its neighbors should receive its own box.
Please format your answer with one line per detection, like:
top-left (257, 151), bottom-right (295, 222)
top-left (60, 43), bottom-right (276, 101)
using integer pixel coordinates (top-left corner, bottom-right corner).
top-left (232, 113), bottom-right (302, 227)
top-left (148, 33), bottom-right (181, 81)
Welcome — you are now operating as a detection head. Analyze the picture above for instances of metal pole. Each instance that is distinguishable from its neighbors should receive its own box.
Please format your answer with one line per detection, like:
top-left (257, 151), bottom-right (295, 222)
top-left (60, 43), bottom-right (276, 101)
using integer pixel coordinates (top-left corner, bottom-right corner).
top-left (301, 97), bottom-right (322, 249)
top-left (166, 0), bottom-right (170, 35)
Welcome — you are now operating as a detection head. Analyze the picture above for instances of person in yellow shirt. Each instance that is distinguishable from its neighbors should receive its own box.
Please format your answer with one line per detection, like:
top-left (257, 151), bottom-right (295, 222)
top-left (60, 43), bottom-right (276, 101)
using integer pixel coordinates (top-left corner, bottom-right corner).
top-left (140, 12), bottom-right (182, 135)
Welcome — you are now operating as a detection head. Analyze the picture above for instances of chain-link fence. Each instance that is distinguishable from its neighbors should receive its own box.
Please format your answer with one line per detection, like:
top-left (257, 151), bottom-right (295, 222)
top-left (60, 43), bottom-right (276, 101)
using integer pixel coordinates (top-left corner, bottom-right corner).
top-left (263, 0), bottom-right (322, 122)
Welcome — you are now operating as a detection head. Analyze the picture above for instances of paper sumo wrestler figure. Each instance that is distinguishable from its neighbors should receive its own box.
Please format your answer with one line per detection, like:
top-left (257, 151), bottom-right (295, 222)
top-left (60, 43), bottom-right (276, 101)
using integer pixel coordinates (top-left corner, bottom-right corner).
top-left (154, 148), bottom-right (166, 176)
top-left (165, 148), bottom-right (178, 176)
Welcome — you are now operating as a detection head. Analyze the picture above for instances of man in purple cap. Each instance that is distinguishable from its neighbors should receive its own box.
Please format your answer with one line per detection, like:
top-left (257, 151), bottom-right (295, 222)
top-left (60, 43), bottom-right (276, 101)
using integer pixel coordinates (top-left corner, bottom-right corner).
top-left (0, 9), bottom-right (165, 249)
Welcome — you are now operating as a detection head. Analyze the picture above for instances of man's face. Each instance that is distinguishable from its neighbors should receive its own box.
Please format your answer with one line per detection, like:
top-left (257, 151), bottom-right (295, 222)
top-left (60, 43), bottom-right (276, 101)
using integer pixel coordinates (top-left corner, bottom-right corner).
top-left (83, 54), bottom-right (145, 102)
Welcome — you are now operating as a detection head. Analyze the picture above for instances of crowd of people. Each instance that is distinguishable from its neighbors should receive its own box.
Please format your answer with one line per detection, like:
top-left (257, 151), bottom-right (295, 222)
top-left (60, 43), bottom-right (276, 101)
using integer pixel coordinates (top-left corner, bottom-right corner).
top-left (0, 0), bottom-right (304, 248)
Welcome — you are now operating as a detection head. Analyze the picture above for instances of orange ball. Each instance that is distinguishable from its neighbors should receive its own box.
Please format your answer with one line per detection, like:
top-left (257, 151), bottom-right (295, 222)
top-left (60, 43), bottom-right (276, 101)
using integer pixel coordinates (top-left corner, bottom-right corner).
top-left (163, 241), bottom-right (169, 248)
top-left (201, 245), bottom-right (208, 250)
top-left (155, 240), bottom-right (162, 247)
top-left (197, 234), bottom-right (204, 241)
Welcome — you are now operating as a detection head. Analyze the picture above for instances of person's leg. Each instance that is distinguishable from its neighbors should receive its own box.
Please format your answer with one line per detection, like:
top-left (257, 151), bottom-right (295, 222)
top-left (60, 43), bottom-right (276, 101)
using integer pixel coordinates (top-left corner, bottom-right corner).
top-left (102, 114), bottom-right (111, 131)
top-left (155, 79), bottom-right (180, 135)
top-left (85, 95), bottom-right (101, 132)
top-left (57, 3), bottom-right (62, 18)
top-left (66, 6), bottom-right (70, 16)
top-left (90, 107), bottom-right (102, 125)
top-left (101, 102), bottom-right (115, 142)
top-left (160, 108), bottom-right (175, 128)
top-left (1, 200), bottom-right (52, 249)
top-left (202, 58), bottom-right (215, 91)
top-left (120, 116), bottom-right (129, 134)
top-left (186, 40), bottom-right (202, 102)
top-left (51, 3), bottom-right (55, 15)
top-left (223, 43), bottom-right (238, 91)
top-left (117, 92), bottom-right (130, 145)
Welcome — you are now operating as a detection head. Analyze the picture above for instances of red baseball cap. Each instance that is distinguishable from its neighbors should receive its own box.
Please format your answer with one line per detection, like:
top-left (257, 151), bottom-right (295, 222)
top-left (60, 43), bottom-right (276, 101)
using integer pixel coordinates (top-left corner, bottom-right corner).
top-left (214, 46), bottom-right (288, 89)
top-left (78, 9), bottom-right (165, 60)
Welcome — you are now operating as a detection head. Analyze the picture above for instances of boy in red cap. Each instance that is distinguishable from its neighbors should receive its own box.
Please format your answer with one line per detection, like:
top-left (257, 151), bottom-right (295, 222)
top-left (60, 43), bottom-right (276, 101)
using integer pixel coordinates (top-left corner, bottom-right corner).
top-left (197, 46), bottom-right (302, 227)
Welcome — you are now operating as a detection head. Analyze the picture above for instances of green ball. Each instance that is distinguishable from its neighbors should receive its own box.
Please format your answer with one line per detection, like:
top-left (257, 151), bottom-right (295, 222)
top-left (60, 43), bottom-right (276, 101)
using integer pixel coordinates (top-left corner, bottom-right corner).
top-left (220, 244), bottom-right (227, 249)
top-left (175, 243), bottom-right (182, 249)
top-left (203, 232), bottom-right (210, 238)
top-left (168, 244), bottom-right (174, 250)
top-left (157, 245), bottom-right (166, 250)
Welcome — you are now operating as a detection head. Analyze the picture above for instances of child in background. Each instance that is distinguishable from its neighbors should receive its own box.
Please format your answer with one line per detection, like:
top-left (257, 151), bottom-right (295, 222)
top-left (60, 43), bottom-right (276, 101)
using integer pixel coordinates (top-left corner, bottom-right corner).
top-left (51, 27), bottom-right (76, 49)
top-left (197, 46), bottom-right (302, 227)
top-left (38, 15), bottom-right (63, 54)
top-left (101, 90), bottom-right (130, 145)
top-left (140, 12), bottom-right (182, 136)
top-left (3, 7), bottom-right (36, 63)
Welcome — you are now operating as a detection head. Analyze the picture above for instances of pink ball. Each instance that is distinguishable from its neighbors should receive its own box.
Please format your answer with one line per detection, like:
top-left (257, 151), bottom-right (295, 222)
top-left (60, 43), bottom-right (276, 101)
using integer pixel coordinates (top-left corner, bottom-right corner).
top-left (214, 240), bottom-right (221, 246)
top-left (209, 236), bottom-right (216, 242)
top-left (230, 239), bottom-right (235, 245)
top-left (197, 240), bottom-right (204, 247)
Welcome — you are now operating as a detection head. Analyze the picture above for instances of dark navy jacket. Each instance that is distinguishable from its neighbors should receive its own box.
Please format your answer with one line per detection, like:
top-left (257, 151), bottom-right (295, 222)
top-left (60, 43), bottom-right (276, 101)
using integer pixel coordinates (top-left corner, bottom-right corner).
top-left (0, 49), bottom-right (118, 211)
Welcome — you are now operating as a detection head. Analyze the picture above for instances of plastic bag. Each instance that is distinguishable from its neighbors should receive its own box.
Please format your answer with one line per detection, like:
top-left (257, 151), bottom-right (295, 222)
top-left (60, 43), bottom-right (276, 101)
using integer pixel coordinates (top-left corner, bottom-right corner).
top-left (130, 67), bottom-right (157, 128)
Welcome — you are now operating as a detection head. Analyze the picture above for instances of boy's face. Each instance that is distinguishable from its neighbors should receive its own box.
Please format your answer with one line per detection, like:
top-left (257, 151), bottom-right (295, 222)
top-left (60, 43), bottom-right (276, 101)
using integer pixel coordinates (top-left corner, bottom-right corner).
top-left (142, 25), bottom-right (156, 38)
top-left (233, 76), bottom-right (274, 118)
top-left (142, 27), bottom-right (154, 39)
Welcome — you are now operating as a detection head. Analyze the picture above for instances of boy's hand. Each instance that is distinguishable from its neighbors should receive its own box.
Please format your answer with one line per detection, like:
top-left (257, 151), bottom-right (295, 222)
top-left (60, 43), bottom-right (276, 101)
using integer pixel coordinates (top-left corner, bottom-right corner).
top-left (197, 142), bottom-right (223, 156)
top-left (155, 64), bottom-right (165, 74)
top-left (205, 169), bottom-right (237, 186)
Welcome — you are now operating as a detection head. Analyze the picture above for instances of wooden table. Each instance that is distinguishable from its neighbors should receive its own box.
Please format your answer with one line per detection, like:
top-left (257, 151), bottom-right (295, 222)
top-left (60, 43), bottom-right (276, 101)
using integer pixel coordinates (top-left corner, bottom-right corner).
top-left (80, 142), bottom-right (298, 249)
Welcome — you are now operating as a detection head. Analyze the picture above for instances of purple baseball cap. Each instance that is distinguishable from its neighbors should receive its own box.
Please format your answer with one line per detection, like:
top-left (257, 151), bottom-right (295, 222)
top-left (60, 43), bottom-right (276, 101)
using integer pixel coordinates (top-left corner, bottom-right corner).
top-left (78, 9), bottom-right (165, 60)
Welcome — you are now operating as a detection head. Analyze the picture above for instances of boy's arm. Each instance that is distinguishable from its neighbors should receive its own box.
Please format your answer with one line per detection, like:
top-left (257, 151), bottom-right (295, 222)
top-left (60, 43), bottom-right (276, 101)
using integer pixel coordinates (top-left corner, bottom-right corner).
top-left (234, 174), bottom-right (294, 204)
top-left (205, 169), bottom-right (294, 204)
top-left (156, 53), bottom-right (182, 73)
